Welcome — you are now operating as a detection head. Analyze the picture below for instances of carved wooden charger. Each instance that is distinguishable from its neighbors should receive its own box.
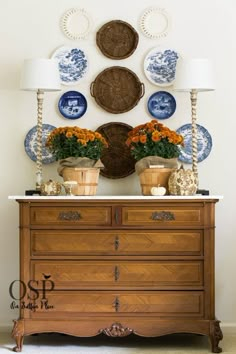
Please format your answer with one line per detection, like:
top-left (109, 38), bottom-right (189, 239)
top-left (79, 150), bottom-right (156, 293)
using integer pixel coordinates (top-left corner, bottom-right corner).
top-left (96, 20), bottom-right (139, 59)
top-left (96, 122), bottom-right (135, 179)
top-left (90, 66), bottom-right (145, 114)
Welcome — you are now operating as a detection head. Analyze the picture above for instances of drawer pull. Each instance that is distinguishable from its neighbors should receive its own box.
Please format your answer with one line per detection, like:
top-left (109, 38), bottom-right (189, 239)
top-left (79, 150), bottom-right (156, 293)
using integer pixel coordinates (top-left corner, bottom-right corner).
top-left (114, 236), bottom-right (120, 251)
top-left (113, 297), bottom-right (120, 312)
top-left (114, 266), bottom-right (120, 281)
top-left (151, 211), bottom-right (175, 221)
top-left (58, 211), bottom-right (81, 221)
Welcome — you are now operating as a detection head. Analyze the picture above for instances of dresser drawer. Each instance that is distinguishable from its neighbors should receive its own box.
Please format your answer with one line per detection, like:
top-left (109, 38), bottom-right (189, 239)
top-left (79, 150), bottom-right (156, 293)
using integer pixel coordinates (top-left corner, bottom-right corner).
top-left (30, 291), bottom-right (204, 318)
top-left (30, 206), bottom-right (111, 226)
top-left (122, 205), bottom-right (203, 227)
top-left (32, 260), bottom-right (203, 289)
top-left (31, 230), bottom-right (203, 256)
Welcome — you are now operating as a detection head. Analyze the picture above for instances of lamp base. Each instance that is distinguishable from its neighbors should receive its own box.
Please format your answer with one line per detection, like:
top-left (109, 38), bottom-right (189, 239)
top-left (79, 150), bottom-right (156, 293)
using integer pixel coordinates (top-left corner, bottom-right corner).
top-left (25, 190), bottom-right (41, 196)
top-left (196, 189), bottom-right (209, 195)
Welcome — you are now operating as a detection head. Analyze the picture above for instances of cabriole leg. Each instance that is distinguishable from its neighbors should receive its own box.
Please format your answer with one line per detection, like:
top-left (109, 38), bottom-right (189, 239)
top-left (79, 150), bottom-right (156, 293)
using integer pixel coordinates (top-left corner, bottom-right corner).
top-left (210, 320), bottom-right (223, 353)
top-left (12, 320), bottom-right (24, 352)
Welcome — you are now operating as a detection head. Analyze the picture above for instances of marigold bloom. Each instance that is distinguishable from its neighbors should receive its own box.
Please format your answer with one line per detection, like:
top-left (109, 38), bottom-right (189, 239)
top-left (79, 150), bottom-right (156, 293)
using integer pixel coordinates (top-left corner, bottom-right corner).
top-left (66, 131), bottom-right (73, 138)
top-left (95, 132), bottom-right (101, 139)
top-left (139, 135), bottom-right (147, 144)
top-left (152, 132), bottom-right (161, 142)
top-left (132, 136), bottom-right (140, 143)
top-left (78, 139), bottom-right (87, 145)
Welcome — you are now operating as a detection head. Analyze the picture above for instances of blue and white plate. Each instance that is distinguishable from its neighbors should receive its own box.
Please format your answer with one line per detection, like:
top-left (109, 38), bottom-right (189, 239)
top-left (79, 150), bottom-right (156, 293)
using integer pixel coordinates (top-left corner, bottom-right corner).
top-left (58, 91), bottom-right (87, 119)
top-left (176, 124), bottom-right (212, 164)
top-left (144, 47), bottom-right (179, 86)
top-left (51, 46), bottom-right (88, 85)
top-left (24, 124), bottom-right (56, 164)
top-left (148, 91), bottom-right (176, 119)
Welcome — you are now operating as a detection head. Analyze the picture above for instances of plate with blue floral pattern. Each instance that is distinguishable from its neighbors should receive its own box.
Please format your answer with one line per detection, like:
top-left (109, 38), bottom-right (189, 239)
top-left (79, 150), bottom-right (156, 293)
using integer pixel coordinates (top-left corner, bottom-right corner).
top-left (147, 91), bottom-right (176, 119)
top-left (24, 124), bottom-right (56, 164)
top-left (58, 91), bottom-right (87, 119)
top-left (51, 46), bottom-right (88, 85)
top-left (144, 47), bottom-right (179, 86)
top-left (176, 124), bottom-right (212, 164)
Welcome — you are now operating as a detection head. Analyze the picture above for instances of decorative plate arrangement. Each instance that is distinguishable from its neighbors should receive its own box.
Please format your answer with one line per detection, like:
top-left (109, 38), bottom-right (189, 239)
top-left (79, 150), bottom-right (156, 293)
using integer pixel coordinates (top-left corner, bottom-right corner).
top-left (144, 47), bottom-right (179, 86)
top-left (147, 91), bottom-right (176, 119)
top-left (176, 124), bottom-right (213, 164)
top-left (96, 122), bottom-right (135, 179)
top-left (139, 7), bottom-right (170, 39)
top-left (24, 124), bottom-right (56, 164)
top-left (58, 91), bottom-right (87, 119)
top-left (90, 66), bottom-right (145, 114)
top-left (61, 8), bottom-right (92, 40)
top-left (51, 46), bottom-right (88, 85)
top-left (96, 20), bottom-right (139, 59)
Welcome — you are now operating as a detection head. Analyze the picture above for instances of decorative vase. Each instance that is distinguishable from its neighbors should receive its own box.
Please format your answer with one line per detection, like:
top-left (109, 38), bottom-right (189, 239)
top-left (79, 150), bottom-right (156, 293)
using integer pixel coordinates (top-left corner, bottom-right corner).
top-left (168, 166), bottom-right (198, 196)
top-left (62, 167), bottom-right (100, 196)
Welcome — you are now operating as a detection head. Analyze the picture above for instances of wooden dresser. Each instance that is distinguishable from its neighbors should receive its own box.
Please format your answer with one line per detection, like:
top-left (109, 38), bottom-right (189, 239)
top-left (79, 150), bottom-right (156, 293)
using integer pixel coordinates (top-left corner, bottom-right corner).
top-left (10, 196), bottom-right (222, 352)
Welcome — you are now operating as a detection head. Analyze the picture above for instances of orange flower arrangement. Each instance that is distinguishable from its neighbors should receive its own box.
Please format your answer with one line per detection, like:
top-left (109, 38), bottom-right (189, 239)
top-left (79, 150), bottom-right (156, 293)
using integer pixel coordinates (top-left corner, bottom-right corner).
top-left (46, 126), bottom-right (108, 161)
top-left (126, 120), bottom-right (184, 161)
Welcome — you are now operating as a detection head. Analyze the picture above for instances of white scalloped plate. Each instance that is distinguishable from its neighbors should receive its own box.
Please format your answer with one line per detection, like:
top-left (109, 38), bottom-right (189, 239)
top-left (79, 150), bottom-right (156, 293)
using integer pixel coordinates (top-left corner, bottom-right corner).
top-left (139, 7), bottom-right (170, 39)
top-left (61, 8), bottom-right (92, 40)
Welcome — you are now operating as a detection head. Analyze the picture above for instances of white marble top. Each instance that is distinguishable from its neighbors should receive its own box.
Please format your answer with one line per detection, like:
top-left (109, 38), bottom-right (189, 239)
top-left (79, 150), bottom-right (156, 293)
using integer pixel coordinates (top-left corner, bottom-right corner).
top-left (8, 195), bottom-right (223, 200)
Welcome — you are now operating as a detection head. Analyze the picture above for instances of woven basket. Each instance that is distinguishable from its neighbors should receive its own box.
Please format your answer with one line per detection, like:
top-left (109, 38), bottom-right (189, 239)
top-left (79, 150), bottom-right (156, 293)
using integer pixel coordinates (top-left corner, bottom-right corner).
top-left (62, 167), bottom-right (100, 196)
top-left (96, 20), bottom-right (139, 59)
top-left (139, 168), bottom-right (173, 195)
top-left (96, 122), bottom-right (135, 179)
top-left (90, 66), bottom-right (145, 114)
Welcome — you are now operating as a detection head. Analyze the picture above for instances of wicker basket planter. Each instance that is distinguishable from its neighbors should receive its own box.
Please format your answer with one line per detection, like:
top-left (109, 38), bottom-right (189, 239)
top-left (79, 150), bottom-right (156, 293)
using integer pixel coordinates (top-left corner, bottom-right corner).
top-left (139, 168), bottom-right (174, 195)
top-left (62, 167), bottom-right (100, 196)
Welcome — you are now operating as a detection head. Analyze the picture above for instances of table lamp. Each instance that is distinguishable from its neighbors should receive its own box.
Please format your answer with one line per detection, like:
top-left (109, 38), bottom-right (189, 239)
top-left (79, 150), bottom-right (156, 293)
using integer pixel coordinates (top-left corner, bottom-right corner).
top-left (21, 58), bottom-right (61, 191)
top-left (174, 58), bottom-right (214, 185)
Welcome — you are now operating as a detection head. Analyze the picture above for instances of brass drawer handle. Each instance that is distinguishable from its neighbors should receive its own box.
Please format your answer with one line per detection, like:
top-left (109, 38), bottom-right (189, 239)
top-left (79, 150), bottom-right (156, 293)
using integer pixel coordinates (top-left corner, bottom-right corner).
top-left (114, 266), bottom-right (120, 281)
top-left (58, 211), bottom-right (81, 221)
top-left (151, 211), bottom-right (175, 221)
top-left (113, 297), bottom-right (120, 312)
top-left (114, 235), bottom-right (119, 251)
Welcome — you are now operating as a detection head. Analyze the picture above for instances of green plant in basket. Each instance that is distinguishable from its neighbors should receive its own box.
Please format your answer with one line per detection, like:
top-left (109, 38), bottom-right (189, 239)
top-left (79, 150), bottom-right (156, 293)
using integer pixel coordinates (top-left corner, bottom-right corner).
top-left (46, 126), bottom-right (108, 161)
top-left (125, 120), bottom-right (184, 161)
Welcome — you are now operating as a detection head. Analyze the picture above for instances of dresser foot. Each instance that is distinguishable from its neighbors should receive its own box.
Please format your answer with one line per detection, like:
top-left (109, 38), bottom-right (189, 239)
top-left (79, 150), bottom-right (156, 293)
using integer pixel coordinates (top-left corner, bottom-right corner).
top-left (210, 320), bottom-right (223, 353)
top-left (12, 320), bottom-right (24, 352)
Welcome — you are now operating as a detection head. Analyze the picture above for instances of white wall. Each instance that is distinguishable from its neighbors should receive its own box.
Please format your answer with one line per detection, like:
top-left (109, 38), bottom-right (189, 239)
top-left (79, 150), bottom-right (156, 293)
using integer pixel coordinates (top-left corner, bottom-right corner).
top-left (0, 0), bottom-right (235, 330)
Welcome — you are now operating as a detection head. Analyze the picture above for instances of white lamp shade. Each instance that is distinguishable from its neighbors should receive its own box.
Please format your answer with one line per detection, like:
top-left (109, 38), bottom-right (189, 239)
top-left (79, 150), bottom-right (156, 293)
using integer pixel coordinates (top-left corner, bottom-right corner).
top-left (20, 58), bottom-right (61, 91)
top-left (174, 58), bottom-right (214, 92)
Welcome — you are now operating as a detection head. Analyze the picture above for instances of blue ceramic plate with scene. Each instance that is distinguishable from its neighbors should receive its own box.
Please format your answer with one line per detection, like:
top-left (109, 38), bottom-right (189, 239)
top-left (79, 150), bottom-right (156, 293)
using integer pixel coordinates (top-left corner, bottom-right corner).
top-left (24, 124), bottom-right (56, 164)
top-left (144, 47), bottom-right (179, 86)
top-left (148, 91), bottom-right (176, 119)
top-left (58, 91), bottom-right (87, 119)
top-left (51, 46), bottom-right (88, 85)
top-left (176, 124), bottom-right (212, 164)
